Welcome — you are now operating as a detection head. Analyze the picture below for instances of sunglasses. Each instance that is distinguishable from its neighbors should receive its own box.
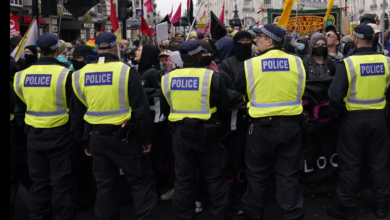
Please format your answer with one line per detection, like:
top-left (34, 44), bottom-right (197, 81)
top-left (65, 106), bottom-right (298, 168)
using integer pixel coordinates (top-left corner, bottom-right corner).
top-left (326, 33), bottom-right (334, 38)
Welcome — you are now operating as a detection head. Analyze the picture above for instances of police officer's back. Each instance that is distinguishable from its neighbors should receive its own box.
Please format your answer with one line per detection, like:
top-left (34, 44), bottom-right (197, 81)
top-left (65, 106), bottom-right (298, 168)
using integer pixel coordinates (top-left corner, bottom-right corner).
top-left (13, 33), bottom-right (77, 220)
top-left (240, 24), bottom-right (306, 220)
top-left (160, 41), bottom-right (231, 220)
top-left (327, 24), bottom-right (390, 220)
top-left (71, 32), bottom-right (157, 219)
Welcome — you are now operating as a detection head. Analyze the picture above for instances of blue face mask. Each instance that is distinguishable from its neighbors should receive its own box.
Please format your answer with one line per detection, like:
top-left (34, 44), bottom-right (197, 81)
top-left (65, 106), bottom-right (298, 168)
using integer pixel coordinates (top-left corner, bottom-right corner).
top-left (297, 43), bottom-right (305, 51)
top-left (342, 43), bottom-right (345, 49)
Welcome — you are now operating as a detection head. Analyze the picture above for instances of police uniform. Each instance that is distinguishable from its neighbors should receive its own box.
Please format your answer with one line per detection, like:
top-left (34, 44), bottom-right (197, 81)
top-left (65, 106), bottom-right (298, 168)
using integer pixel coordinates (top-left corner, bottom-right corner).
top-left (241, 24), bottom-right (306, 220)
top-left (160, 41), bottom-right (230, 220)
top-left (13, 33), bottom-right (77, 220)
top-left (327, 24), bottom-right (390, 220)
top-left (71, 33), bottom-right (157, 220)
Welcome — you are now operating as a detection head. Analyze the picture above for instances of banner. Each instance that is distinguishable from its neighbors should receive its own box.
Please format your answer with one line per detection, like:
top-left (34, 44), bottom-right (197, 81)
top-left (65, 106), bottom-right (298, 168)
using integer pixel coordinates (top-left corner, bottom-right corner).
top-left (196, 23), bottom-right (207, 34)
top-left (10, 12), bottom-right (20, 39)
top-left (268, 8), bottom-right (341, 34)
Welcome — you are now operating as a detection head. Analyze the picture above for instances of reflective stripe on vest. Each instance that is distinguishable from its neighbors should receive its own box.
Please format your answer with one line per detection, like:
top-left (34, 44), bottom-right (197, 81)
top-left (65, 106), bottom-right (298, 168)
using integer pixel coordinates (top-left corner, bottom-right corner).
top-left (246, 56), bottom-right (304, 108)
top-left (344, 55), bottom-right (390, 111)
top-left (163, 69), bottom-right (213, 114)
top-left (84, 64), bottom-right (129, 117)
top-left (73, 70), bottom-right (88, 107)
top-left (15, 68), bottom-right (69, 116)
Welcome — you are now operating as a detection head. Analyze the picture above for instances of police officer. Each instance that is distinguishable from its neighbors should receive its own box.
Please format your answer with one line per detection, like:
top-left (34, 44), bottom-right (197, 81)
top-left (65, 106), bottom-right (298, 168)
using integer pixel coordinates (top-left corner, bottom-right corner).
top-left (241, 24), bottom-right (306, 220)
top-left (160, 41), bottom-right (231, 220)
top-left (13, 33), bottom-right (77, 220)
top-left (71, 32), bottom-right (157, 220)
top-left (327, 24), bottom-right (390, 220)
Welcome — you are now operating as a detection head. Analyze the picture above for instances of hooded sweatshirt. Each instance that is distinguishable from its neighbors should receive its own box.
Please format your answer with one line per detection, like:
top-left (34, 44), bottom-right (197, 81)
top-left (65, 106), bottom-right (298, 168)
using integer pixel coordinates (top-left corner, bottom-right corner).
top-left (215, 37), bottom-right (235, 67)
top-left (20, 45), bottom-right (38, 71)
top-left (138, 44), bottom-right (161, 89)
top-left (303, 33), bottom-right (335, 80)
top-left (296, 36), bottom-right (309, 59)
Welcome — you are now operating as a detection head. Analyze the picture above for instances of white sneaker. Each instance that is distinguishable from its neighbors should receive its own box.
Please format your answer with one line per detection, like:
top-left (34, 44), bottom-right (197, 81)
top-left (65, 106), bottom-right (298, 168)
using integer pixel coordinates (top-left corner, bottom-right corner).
top-left (195, 201), bottom-right (203, 213)
top-left (160, 188), bottom-right (174, 200)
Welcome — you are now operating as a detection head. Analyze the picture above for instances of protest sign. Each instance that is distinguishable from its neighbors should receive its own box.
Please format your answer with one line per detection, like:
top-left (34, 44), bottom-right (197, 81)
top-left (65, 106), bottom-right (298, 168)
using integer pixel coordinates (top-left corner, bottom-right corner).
top-left (156, 22), bottom-right (168, 42)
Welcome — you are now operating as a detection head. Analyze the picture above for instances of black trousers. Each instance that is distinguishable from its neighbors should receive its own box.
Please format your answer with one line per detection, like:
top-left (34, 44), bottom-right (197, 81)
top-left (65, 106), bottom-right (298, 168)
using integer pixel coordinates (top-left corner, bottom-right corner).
top-left (171, 131), bottom-right (230, 220)
top-left (242, 122), bottom-right (304, 220)
top-left (337, 113), bottom-right (390, 208)
top-left (27, 125), bottom-right (77, 220)
top-left (10, 121), bottom-right (26, 219)
top-left (89, 133), bottom-right (158, 220)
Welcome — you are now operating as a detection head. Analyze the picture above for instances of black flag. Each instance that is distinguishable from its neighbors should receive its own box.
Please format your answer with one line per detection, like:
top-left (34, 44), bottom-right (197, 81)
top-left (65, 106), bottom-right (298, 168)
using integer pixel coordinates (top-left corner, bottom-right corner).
top-left (210, 11), bottom-right (227, 40)
top-left (159, 14), bottom-right (171, 25)
top-left (63, 0), bottom-right (100, 18)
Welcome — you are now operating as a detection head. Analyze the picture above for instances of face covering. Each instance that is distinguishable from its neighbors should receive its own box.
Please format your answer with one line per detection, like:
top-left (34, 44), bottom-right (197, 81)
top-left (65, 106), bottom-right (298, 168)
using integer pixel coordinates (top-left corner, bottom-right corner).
top-left (25, 54), bottom-right (37, 63)
top-left (203, 56), bottom-right (214, 66)
top-left (342, 43), bottom-right (345, 49)
top-left (234, 43), bottom-right (252, 61)
top-left (313, 46), bottom-right (327, 56)
top-left (160, 61), bottom-right (168, 71)
top-left (72, 60), bottom-right (86, 70)
top-left (297, 43), bottom-right (305, 51)
top-left (130, 58), bottom-right (138, 65)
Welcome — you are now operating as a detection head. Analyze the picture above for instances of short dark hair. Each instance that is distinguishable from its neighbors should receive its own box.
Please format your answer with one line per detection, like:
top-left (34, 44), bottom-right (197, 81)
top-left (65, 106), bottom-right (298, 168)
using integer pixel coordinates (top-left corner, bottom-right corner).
top-left (181, 53), bottom-right (202, 63)
top-left (39, 47), bottom-right (57, 56)
top-left (175, 33), bottom-right (181, 37)
top-left (272, 38), bottom-right (284, 50)
top-left (75, 38), bottom-right (85, 44)
top-left (168, 40), bottom-right (181, 51)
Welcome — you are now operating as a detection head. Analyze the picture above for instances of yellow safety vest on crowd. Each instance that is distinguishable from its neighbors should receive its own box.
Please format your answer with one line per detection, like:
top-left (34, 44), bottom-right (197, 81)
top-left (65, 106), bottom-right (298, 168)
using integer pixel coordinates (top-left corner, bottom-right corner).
top-left (72, 62), bottom-right (132, 125)
top-left (13, 65), bottom-right (71, 128)
top-left (244, 49), bottom-right (306, 118)
top-left (344, 55), bottom-right (390, 111)
top-left (162, 68), bottom-right (215, 122)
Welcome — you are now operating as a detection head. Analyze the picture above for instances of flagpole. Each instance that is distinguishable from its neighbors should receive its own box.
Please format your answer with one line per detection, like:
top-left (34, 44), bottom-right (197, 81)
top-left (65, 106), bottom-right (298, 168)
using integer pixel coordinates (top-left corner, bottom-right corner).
top-left (185, 0), bottom-right (203, 41)
top-left (382, 0), bottom-right (385, 53)
top-left (13, 18), bottom-right (35, 59)
top-left (294, 2), bottom-right (298, 34)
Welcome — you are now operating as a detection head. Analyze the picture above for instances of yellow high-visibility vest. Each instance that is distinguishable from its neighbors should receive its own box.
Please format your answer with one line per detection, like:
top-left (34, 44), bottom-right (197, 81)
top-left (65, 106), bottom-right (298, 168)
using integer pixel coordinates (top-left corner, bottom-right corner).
top-left (162, 68), bottom-right (215, 122)
top-left (14, 65), bottom-right (71, 128)
top-left (244, 49), bottom-right (306, 118)
top-left (344, 55), bottom-right (390, 111)
top-left (72, 62), bottom-right (132, 125)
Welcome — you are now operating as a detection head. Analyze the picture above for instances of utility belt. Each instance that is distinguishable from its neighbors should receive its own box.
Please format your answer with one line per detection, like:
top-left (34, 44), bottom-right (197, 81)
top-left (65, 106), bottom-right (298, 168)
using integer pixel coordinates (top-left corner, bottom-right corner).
top-left (85, 122), bottom-right (138, 144)
top-left (169, 118), bottom-right (221, 145)
top-left (250, 115), bottom-right (300, 126)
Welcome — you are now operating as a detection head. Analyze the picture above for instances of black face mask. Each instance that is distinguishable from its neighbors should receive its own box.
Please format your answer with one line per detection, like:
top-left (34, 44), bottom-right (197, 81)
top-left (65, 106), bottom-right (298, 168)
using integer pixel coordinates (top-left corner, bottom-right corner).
top-left (130, 58), bottom-right (138, 65)
top-left (203, 56), bottom-right (213, 66)
top-left (72, 60), bottom-right (86, 70)
top-left (25, 54), bottom-right (37, 63)
top-left (234, 42), bottom-right (252, 61)
top-left (313, 46), bottom-right (327, 56)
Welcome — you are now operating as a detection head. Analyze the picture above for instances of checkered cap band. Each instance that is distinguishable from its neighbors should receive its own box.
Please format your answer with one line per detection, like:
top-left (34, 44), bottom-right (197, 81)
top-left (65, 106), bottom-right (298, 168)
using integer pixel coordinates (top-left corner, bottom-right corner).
top-left (50, 41), bottom-right (61, 50)
top-left (353, 31), bottom-right (365, 39)
top-left (187, 46), bottom-right (203, 56)
top-left (96, 39), bottom-right (118, 49)
top-left (261, 26), bottom-right (282, 42)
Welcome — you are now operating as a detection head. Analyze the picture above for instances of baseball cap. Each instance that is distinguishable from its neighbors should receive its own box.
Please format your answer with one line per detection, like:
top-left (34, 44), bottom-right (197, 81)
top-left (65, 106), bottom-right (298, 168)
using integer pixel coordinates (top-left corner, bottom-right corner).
top-left (353, 24), bottom-right (375, 40)
top-left (59, 40), bottom-right (72, 53)
top-left (365, 23), bottom-right (381, 34)
top-left (36, 33), bottom-right (60, 51)
top-left (178, 41), bottom-right (207, 58)
top-left (95, 32), bottom-right (118, 50)
top-left (252, 24), bottom-right (285, 43)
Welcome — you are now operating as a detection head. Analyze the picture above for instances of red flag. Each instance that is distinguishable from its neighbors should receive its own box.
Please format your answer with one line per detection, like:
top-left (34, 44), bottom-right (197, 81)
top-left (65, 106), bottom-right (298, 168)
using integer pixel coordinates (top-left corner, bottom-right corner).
top-left (168, 5), bottom-right (173, 20)
top-left (109, 0), bottom-right (119, 32)
top-left (100, 26), bottom-right (104, 33)
top-left (187, 0), bottom-right (191, 12)
top-left (143, 0), bottom-right (154, 13)
top-left (219, 2), bottom-right (224, 24)
top-left (171, 3), bottom-right (182, 24)
top-left (140, 14), bottom-right (152, 36)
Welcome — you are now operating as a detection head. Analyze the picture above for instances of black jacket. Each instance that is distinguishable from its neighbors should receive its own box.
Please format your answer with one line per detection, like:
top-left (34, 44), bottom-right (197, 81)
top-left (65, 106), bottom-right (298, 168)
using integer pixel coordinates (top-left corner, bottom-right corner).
top-left (14, 57), bottom-right (74, 126)
top-left (328, 47), bottom-right (390, 114)
top-left (70, 53), bottom-right (153, 147)
top-left (220, 56), bottom-right (247, 95)
top-left (303, 56), bottom-right (336, 80)
top-left (138, 44), bottom-right (161, 89)
top-left (160, 61), bottom-right (229, 121)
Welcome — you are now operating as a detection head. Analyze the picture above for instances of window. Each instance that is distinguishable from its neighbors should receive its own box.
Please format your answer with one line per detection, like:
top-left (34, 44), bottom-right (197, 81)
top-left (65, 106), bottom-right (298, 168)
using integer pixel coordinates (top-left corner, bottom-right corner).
top-left (10, 0), bottom-right (22, 6)
top-left (264, 0), bottom-right (271, 4)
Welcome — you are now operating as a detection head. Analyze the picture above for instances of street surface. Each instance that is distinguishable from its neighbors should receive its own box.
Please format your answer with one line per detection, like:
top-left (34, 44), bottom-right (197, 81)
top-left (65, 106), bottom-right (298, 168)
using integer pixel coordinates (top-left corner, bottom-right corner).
top-left (14, 187), bottom-right (387, 220)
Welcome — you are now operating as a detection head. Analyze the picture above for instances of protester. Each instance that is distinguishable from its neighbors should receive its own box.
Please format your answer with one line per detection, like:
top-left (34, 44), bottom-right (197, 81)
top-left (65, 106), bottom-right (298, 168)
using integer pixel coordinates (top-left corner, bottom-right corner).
top-left (296, 36), bottom-right (310, 59)
top-left (175, 33), bottom-right (183, 41)
top-left (341, 35), bottom-right (353, 57)
top-left (167, 40), bottom-right (181, 51)
top-left (56, 40), bottom-right (73, 69)
top-left (119, 39), bottom-right (130, 61)
top-left (19, 45), bottom-right (38, 71)
top-left (158, 50), bottom-right (172, 75)
top-left (215, 37), bottom-right (235, 68)
top-left (220, 31), bottom-right (252, 94)
top-left (74, 38), bottom-right (85, 46)
top-left (366, 23), bottom-right (388, 54)
top-left (303, 33), bottom-right (335, 80)
top-left (127, 47), bottom-right (139, 69)
top-left (133, 39), bottom-right (140, 48)
top-left (10, 35), bottom-right (23, 53)
top-left (346, 14), bottom-right (377, 56)
top-left (71, 44), bottom-right (96, 70)
top-left (325, 26), bottom-right (344, 63)
top-left (134, 44), bottom-right (161, 88)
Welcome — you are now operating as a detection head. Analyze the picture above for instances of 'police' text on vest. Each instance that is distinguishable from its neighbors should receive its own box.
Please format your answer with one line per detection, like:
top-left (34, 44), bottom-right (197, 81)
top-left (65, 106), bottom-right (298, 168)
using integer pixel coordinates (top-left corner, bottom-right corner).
top-left (24, 74), bottom-right (52, 87)
top-left (85, 72), bottom-right (113, 86)
top-left (360, 63), bottom-right (385, 76)
top-left (262, 58), bottom-right (290, 72)
top-left (171, 77), bottom-right (199, 90)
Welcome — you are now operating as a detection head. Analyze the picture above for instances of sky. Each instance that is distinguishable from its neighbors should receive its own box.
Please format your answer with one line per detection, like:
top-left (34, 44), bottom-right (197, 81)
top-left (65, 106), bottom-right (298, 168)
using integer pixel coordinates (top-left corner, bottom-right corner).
top-left (155, 0), bottom-right (194, 18)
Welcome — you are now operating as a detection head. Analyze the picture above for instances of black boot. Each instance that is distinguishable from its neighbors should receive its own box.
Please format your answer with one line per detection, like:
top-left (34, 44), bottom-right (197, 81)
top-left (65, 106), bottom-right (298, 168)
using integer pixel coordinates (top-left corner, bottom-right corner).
top-left (327, 206), bottom-right (356, 220)
top-left (375, 202), bottom-right (388, 219)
